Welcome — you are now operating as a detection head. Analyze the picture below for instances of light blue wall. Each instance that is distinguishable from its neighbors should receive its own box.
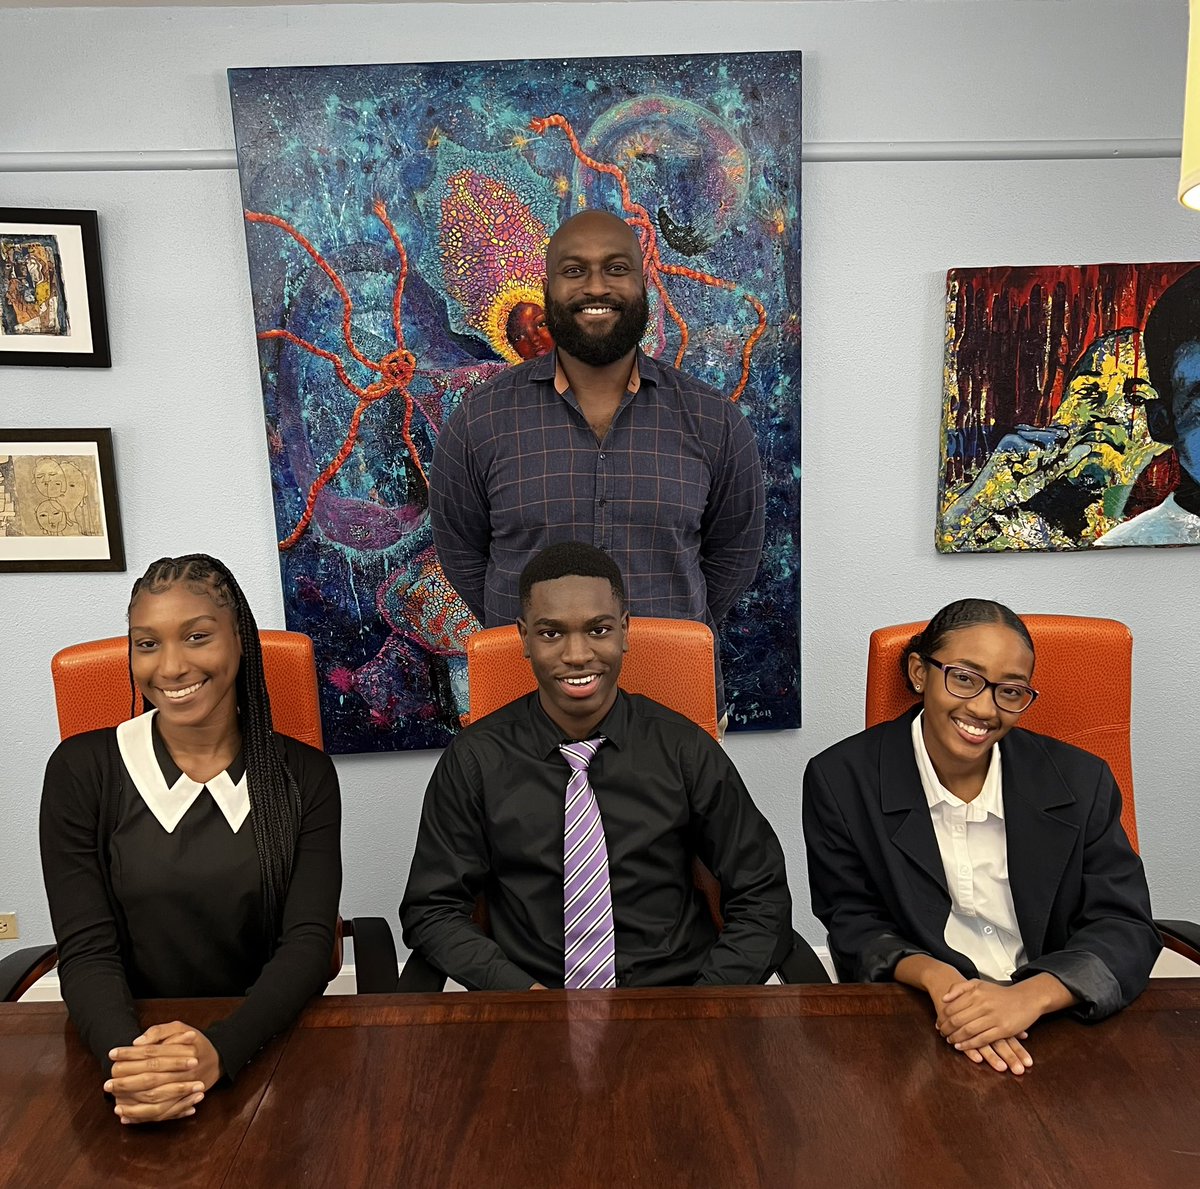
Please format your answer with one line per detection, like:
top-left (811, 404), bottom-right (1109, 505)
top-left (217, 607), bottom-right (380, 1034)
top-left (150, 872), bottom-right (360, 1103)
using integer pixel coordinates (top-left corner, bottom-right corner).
top-left (1, 0), bottom-right (1196, 964)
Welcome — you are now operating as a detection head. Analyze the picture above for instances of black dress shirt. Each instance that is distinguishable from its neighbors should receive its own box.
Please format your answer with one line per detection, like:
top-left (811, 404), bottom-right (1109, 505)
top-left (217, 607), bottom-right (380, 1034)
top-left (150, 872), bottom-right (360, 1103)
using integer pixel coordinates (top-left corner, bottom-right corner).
top-left (400, 691), bottom-right (792, 990)
top-left (429, 349), bottom-right (766, 714)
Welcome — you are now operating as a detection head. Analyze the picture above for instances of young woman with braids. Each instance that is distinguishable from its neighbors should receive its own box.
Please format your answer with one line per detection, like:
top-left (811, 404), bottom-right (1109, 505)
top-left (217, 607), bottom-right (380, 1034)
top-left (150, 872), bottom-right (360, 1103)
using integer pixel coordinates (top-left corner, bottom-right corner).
top-left (803, 598), bottom-right (1159, 1077)
top-left (39, 555), bottom-right (341, 1124)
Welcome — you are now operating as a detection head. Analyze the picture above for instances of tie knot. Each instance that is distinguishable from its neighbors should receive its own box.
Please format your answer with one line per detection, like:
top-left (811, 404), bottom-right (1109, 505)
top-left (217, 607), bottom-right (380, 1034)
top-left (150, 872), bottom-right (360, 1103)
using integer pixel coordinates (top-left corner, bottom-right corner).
top-left (559, 737), bottom-right (604, 773)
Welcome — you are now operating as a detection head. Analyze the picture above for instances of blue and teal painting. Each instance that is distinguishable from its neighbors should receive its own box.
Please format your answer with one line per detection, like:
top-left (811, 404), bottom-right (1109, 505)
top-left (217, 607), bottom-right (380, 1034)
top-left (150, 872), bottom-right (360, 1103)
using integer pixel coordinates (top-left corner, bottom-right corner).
top-left (228, 52), bottom-right (801, 753)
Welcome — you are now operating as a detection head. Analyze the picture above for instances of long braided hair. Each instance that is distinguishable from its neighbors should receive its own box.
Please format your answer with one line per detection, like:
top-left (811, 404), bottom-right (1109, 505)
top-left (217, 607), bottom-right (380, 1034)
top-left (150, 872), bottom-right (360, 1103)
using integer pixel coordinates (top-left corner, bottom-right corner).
top-left (127, 554), bottom-right (302, 948)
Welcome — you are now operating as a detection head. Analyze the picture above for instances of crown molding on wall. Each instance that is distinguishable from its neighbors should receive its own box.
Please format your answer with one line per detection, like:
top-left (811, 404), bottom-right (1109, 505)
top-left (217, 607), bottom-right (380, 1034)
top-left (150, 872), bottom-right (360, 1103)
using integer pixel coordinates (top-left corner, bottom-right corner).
top-left (0, 139), bottom-right (1182, 174)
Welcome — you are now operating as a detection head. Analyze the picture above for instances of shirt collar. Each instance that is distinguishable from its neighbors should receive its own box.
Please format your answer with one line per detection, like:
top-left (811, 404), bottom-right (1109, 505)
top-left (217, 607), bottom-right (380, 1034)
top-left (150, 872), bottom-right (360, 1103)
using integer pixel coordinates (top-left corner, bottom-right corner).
top-left (526, 687), bottom-right (631, 759)
top-left (549, 349), bottom-right (648, 395)
top-left (116, 709), bottom-right (250, 834)
top-left (911, 711), bottom-right (1004, 823)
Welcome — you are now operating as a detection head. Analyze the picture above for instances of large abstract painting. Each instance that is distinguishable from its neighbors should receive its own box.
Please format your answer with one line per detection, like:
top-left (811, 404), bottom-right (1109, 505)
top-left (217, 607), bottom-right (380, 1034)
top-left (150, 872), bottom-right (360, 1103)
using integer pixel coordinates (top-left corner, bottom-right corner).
top-left (938, 261), bottom-right (1200, 552)
top-left (228, 52), bottom-right (802, 753)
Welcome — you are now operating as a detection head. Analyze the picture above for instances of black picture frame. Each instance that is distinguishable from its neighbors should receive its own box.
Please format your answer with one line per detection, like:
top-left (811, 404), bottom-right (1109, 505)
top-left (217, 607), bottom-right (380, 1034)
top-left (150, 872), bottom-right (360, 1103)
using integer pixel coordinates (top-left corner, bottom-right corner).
top-left (0, 208), bottom-right (112, 368)
top-left (0, 428), bottom-right (126, 572)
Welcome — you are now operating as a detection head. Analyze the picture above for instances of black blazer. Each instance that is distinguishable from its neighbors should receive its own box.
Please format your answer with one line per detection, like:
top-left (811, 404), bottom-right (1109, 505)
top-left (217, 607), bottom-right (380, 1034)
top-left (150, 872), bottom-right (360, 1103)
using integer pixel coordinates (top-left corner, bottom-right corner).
top-left (802, 708), bottom-right (1160, 1020)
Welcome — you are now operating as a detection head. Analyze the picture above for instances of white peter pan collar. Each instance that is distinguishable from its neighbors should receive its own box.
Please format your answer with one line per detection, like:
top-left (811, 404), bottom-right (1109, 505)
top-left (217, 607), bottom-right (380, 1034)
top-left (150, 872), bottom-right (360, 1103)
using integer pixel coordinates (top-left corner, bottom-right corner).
top-left (116, 710), bottom-right (250, 834)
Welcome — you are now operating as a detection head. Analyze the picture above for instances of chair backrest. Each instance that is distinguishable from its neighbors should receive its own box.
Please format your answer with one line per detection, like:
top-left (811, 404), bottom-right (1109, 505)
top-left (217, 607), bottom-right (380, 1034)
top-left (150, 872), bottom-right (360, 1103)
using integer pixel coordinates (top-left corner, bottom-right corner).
top-left (45, 629), bottom-right (348, 987)
top-left (466, 615), bottom-right (724, 927)
top-left (865, 615), bottom-right (1138, 850)
top-left (466, 616), bottom-right (720, 740)
top-left (50, 630), bottom-right (324, 749)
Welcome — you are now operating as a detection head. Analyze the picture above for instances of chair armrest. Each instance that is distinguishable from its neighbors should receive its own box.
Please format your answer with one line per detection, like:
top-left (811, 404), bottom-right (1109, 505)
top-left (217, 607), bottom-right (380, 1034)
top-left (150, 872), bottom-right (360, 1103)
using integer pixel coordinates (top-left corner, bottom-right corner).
top-left (396, 950), bottom-right (449, 993)
top-left (823, 934), bottom-right (855, 983)
top-left (330, 915), bottom-right (345, 982)
top-left (0, 944), bottom-right (58, 1002)
top-left (777, 932), bottom-right (831, 985)
top-left (1156, 919), bottom-right (1200, 968)
top-left (342, 917), bottom-right (399, 994)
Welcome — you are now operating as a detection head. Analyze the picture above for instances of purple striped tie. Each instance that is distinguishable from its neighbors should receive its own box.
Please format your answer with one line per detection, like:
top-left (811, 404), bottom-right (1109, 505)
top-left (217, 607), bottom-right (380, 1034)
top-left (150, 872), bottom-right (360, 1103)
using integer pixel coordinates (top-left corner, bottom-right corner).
top-left (560, 737), bottom-right (617, 990)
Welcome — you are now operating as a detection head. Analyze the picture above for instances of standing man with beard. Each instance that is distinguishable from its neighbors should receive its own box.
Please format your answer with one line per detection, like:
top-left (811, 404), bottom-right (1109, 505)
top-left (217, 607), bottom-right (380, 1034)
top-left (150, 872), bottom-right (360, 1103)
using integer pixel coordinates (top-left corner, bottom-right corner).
top-left (430, 210), bottom-right (765, 721)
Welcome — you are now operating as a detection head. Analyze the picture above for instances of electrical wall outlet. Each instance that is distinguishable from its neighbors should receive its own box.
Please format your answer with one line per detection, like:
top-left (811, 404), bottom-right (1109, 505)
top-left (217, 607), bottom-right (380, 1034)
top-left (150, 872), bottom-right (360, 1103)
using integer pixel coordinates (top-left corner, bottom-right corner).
top-left (0, 913), bottom-right (18, 940)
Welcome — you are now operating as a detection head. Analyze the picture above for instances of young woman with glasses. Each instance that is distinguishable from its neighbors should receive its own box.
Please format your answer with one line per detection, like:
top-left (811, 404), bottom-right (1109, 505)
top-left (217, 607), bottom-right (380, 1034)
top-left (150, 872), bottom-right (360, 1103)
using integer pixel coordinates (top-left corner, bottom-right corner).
top-left (802, 598), bottom-right (1159, 1076)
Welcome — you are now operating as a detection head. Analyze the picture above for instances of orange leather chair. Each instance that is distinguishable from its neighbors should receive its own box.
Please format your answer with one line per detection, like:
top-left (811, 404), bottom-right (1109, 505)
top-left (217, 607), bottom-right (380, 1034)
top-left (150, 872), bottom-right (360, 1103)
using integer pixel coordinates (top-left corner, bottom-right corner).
top-left (50, 631), bottom-right (325, 749)
top-left (865, 615), bottom-right (1200, 965)
top-left (2, 631), bottom-right (396, 1002)
top-left (398, 617), bottom-right (829, 989)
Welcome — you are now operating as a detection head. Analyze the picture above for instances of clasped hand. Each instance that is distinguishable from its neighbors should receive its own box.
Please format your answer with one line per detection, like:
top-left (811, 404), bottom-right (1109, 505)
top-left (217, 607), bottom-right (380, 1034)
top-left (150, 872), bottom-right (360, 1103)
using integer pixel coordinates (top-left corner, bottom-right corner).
top-left (937, 979), bottom-right (1043, 1074)
top-left (104, 1021), bottom-right (221, 1124)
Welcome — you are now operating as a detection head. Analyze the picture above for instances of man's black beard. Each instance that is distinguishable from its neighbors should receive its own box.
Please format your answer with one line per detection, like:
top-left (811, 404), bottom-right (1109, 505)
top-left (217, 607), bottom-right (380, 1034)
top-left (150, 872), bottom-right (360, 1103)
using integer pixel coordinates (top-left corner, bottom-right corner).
top-left (544, 289), bottom-right (650, 367)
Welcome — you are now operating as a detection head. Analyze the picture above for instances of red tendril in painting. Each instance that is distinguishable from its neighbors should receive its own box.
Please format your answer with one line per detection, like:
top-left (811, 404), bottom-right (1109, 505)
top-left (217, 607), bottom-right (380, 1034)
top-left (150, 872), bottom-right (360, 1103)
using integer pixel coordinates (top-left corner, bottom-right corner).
top-left (245, 202), bottom-right (427, 551)
top-left (529, 113), bottom-right (767, 401)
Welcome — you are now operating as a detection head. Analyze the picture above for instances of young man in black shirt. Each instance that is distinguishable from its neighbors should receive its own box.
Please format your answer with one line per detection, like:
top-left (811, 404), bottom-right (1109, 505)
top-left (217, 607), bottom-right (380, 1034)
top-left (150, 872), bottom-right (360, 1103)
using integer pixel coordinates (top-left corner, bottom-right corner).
top-left (400, 542), bottom-right (791, 990)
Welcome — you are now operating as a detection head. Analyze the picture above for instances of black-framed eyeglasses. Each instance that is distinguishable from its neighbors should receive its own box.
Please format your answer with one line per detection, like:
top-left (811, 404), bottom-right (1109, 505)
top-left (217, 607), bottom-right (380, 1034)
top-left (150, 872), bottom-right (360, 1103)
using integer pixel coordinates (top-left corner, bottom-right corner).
top-left (920, 656), bottom-right (1039, 714)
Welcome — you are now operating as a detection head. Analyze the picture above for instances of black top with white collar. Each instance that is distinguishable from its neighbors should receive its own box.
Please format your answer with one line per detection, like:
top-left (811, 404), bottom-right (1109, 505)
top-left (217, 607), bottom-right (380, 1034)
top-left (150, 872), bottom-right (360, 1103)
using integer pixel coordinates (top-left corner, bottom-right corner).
top-left (112, 715), bottom-right (263, 1001)
top-left (40, 712), bottom-right (341, 1079)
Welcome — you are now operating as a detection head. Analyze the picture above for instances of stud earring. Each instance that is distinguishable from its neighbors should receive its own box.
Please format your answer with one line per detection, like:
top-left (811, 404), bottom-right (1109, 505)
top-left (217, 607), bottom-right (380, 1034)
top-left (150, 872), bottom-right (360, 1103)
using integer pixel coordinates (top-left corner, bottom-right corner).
top-left (914, 685), bottom-right (922, 692)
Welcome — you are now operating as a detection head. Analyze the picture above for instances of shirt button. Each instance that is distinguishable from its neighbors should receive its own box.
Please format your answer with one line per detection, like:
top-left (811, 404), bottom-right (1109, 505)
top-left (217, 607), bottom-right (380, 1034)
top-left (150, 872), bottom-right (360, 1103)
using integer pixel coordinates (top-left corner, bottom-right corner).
top-left (984, 926), bottom-right (994, 935)
top-left (598, 499), bottom-right (607, 507)
top-left (959, 865), bottom-right (970, 875)
top-left (599, 452), bottom-right (606, 460)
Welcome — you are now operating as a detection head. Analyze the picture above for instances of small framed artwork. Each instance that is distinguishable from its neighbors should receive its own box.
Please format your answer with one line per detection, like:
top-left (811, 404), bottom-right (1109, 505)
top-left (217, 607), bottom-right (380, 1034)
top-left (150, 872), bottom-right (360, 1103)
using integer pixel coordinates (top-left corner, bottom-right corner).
top-left (0, 429), bottom-right (126, 572)
top-left (0, 208), bottom-right (111, 367)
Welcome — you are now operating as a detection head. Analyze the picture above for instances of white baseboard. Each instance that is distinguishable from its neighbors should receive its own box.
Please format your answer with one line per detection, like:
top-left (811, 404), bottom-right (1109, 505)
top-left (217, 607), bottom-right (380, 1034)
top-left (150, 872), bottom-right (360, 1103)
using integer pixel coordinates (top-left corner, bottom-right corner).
top-left (18, 967), bottom-right (364, 1002)
top-left (16, 963), bottom-right (445, 1001)
top-left (14, 944), bottom-right (1195, 1002)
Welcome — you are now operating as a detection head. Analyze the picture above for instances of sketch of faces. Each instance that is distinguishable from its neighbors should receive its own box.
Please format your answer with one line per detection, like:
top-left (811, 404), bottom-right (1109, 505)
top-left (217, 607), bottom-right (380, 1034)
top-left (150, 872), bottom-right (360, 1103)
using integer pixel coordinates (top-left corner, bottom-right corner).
top-left (33, 457), bottom-right (66, 499)
top-left (30, 456), bottom-right (90, 533)
top-left (35, 499), bottom-right (68, 535)
top-left (58, 461), bottom-right (87, 518)
top-left (1, 454), bottom-right (98, 538)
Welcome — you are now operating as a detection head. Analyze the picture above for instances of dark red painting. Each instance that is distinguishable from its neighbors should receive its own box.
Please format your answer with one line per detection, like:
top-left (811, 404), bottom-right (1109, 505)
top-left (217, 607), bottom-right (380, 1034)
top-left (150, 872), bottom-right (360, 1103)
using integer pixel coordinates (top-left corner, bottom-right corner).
top-left (939, 261), bottom-right (1200, 551)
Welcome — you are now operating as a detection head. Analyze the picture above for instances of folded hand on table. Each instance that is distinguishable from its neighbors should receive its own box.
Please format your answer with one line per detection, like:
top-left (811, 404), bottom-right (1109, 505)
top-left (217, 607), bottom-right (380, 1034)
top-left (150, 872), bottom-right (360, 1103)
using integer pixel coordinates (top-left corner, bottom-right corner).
top-left (895, 954), bottom-right (1035, 1077)
top-left (105, 1021), bottom-right (222, 1124)
top-left (939, 975), bottom-right (1072, 1049)
top-left (957, 1032), bottom-right (1033, 1075)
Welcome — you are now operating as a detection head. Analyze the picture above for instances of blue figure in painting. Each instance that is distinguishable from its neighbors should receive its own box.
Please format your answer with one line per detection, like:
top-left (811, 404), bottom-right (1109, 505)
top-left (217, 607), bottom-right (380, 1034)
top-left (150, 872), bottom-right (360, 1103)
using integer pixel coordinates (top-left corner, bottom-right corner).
top-left (1097, 265), bottom-right (1200, 547)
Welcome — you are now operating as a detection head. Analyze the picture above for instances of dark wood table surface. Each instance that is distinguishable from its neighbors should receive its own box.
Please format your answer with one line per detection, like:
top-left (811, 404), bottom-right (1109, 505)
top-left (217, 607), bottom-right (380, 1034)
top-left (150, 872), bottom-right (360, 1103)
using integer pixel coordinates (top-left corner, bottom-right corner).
top-left (2, 981), bottom-right (1198, 1189)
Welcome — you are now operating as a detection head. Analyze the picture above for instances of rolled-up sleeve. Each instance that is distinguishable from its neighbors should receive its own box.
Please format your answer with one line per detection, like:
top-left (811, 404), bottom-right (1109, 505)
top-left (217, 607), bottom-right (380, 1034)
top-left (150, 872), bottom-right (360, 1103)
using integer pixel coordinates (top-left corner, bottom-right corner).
top-left (1013, 763), bottom-right (1160, 1021)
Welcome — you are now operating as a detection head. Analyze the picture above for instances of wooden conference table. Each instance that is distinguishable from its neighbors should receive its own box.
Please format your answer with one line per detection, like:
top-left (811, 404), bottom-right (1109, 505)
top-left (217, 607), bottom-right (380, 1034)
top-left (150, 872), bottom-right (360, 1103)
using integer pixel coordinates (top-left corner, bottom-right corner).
top-left (2, 981), bottom-right (1198, 1189)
